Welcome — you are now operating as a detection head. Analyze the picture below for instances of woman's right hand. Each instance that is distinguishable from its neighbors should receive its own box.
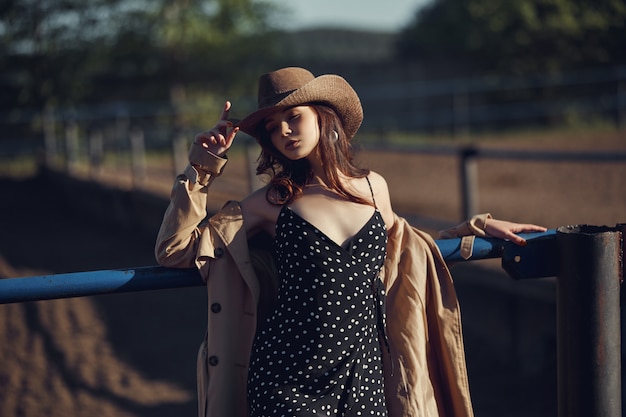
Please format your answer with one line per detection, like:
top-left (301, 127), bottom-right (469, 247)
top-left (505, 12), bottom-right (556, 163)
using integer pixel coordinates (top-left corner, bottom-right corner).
top-left (194, 101), bottom-right (239, 156)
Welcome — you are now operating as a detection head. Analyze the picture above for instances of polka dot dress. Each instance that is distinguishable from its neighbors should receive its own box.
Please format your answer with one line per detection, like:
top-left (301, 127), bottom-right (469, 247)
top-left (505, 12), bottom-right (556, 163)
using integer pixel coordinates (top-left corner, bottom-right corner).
top-left (248, 205), bottom-right (388, 416)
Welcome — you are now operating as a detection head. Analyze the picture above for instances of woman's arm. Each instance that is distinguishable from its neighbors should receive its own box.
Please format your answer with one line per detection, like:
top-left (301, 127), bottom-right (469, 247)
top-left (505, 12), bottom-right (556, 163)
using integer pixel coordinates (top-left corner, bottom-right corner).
top-left (155, 101), bottom-right (239, 267)
top-left (440, 213), bottom-right (546, 246)
top-left (154, 146), bottom-right (228, 267)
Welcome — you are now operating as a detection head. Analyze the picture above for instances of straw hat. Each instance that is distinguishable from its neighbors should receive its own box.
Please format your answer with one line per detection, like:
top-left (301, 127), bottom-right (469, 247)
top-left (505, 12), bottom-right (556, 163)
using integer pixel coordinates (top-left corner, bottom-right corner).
top-left (238, 67), bottom-right (363, 140)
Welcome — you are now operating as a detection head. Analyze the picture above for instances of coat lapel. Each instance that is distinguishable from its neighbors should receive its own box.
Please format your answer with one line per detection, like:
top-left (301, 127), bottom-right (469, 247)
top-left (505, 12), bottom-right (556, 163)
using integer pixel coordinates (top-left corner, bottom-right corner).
top-left (208, 201), bottom-right (261, 305)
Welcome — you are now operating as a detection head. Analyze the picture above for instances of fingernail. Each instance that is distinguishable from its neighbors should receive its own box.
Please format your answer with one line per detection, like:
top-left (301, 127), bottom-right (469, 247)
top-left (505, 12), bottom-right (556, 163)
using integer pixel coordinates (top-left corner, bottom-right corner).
top-left (520, 239), bottom-right (527, 246)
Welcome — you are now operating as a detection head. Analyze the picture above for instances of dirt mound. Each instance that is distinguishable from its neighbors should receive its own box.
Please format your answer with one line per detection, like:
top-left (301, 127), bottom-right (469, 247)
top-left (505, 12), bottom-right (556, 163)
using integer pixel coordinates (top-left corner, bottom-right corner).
top-left (0, 175), bottom-right (203, 417)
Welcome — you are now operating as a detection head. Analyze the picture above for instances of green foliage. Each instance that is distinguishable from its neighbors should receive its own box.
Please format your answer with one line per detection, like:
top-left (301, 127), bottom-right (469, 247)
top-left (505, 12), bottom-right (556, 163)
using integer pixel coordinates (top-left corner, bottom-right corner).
top-left (0, 0), bottom-right (280, 114)
top-left (396, 0), bottom-right (626, 74)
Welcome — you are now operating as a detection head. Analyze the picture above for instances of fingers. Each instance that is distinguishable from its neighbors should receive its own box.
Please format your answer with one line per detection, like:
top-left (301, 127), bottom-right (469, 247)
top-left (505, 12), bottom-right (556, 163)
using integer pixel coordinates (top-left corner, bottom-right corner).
top-left (219, 101), bottom-right (232, 122)
top-left (195, 123), bottom-right (239, 147)
top-left (520, 224), bottom-right (548, 233)
top-left (485, 219), bottom-right (547, 246)
top-left (492, 227), bottom-right (529, 246)
top-left (193, 101), bottom-right (240, 153)
top-left (507, 232), bottom-right (528, 246)
top-left (510, 223), bottom-right (547, 246)
top-left (223, 125), bottom-right (239, 148)
top-left (508, 223), bottom-right (547, 236)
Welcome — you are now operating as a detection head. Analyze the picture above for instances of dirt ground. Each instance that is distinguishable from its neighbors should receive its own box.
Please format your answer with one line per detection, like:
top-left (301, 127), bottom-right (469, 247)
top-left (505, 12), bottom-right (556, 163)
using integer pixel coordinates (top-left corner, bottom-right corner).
top-left (0, 129), bottom-right (624, 416)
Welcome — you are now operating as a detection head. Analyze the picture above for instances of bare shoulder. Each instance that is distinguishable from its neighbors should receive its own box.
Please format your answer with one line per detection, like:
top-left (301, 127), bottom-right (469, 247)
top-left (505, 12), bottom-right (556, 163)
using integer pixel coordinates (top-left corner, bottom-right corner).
top-left (365, 171), bottom-right (395, 229)
top-left (366, 171), bottom-right (389, 193)
top-left (241, 185), bottom-right (280, 237)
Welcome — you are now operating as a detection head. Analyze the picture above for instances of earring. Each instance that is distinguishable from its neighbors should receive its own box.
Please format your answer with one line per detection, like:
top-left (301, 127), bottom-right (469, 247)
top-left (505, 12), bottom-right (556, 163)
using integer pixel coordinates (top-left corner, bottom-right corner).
top-left (332, 130), bottom-right (339, 142)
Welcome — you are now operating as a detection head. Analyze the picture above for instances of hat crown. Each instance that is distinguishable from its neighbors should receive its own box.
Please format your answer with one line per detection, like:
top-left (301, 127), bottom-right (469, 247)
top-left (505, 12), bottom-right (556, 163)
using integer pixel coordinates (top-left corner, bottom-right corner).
top-left (257, 67), bottom-right (315, 108)
top-left (238, 66), bottom-right (363, 140)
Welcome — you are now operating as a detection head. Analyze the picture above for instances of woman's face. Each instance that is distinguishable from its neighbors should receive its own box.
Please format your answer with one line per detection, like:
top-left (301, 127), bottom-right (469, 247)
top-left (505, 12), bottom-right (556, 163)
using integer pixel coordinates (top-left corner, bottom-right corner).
top-left (264, 106), bottom-right (320, 161)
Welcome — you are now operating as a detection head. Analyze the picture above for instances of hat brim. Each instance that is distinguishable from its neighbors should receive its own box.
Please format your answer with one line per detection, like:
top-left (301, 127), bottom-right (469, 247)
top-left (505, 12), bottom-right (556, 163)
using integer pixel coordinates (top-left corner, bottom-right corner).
top-left (238, 74), bottom-right (363, 140)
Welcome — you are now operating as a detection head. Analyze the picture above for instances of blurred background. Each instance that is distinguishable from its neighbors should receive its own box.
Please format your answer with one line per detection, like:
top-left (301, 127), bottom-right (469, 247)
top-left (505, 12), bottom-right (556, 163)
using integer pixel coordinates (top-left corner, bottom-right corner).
top-left (1, 1), bottom-right (625, 416)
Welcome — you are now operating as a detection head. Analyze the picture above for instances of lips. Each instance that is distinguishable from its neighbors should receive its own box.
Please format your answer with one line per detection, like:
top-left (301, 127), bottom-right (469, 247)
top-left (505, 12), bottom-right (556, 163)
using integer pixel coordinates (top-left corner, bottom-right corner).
top-left (284, 140), bottom-right (299, 151)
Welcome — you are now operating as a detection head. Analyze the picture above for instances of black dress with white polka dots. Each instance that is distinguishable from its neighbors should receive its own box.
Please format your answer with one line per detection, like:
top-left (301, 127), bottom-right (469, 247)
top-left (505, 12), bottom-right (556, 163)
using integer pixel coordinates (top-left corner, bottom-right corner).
top-left (248, 201), bottom-right (388, 416)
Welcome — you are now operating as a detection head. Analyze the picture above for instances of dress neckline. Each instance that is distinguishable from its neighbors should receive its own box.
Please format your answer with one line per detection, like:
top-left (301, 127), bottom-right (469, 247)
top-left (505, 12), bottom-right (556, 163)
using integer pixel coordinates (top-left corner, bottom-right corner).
top-left (279, 206), bottom-right (381, 252)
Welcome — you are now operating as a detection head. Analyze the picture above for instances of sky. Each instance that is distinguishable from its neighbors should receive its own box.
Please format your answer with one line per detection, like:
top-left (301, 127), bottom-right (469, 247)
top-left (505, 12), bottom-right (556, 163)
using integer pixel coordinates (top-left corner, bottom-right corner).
top-left (264, 0), bottom-right (431, 33)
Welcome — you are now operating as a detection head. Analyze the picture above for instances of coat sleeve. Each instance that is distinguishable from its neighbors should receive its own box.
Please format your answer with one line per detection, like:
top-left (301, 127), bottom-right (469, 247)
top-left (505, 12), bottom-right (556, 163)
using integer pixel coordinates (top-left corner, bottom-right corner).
top-left (438, 213), bottom-right (493, 260)
top-left (154, 143), bottom-right (228, 268)
top-left (438, 213), bottom-right (492, 238)
top-left (382, 215), bottom-right (474, 417)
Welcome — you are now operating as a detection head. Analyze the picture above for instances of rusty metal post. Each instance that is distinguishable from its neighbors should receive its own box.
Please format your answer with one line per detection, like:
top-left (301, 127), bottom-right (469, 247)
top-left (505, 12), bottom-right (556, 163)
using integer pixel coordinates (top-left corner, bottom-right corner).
top-left (556, 225), bottom-right (623, 417)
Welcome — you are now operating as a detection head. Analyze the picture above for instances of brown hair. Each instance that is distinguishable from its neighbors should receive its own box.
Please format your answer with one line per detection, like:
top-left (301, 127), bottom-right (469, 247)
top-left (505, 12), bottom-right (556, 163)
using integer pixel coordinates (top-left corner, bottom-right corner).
top-left (255, 104), bottom-right (371, 206)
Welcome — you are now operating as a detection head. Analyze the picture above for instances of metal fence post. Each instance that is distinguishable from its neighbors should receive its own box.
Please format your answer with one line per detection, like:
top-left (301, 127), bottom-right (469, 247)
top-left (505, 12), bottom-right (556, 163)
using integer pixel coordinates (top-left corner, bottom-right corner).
top-left (460, 146), bottom-right (479, 220)
top-left (556, 225), bottom-right (623, 417)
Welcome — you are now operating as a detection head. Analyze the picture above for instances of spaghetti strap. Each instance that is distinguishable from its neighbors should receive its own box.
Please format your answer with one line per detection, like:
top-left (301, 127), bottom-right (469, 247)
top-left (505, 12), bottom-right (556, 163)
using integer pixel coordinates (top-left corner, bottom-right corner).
top-left (365, 176), bottom-right (377, 208)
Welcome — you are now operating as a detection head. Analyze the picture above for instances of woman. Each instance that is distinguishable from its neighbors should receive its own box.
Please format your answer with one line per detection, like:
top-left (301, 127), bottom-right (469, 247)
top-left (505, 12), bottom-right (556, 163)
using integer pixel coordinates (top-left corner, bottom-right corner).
top-left (155, 67), bottom-right (546, 417)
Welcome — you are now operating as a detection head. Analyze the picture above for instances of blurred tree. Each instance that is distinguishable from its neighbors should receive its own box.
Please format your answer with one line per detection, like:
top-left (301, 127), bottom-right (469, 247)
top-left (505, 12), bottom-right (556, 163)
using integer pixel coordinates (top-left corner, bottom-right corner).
top-left (3, 0), bottom-right (147, 108)
top-left (151, 0), bottom-right (282, 127)
top-left (396, 0), bottom-right (626, 74)
top-left (0, 0), bottom-right (280, 125)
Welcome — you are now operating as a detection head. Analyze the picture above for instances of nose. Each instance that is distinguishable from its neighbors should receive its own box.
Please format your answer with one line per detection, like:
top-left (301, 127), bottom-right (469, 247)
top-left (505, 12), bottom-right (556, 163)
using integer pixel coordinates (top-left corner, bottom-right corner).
top-left (280, 121), bottom-right (292, 137)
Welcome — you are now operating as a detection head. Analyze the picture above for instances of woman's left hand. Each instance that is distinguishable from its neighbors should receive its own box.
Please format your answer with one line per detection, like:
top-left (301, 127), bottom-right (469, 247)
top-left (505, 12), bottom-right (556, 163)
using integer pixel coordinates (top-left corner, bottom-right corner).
top-left (485, 219), bottom-right (547, 246)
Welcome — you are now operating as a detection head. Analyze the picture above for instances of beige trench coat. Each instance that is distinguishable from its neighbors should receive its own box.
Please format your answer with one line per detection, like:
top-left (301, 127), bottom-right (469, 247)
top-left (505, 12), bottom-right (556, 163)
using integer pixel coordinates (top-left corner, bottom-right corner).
top-left (156, 145), bottom-right (487, 417)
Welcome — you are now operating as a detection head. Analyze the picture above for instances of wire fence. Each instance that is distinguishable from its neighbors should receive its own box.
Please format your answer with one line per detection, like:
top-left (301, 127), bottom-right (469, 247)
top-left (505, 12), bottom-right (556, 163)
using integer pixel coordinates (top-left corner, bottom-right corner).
top-left (1, 65), bottom-right (624, 156)
top-left (1, 65), bottom-right (625, 226)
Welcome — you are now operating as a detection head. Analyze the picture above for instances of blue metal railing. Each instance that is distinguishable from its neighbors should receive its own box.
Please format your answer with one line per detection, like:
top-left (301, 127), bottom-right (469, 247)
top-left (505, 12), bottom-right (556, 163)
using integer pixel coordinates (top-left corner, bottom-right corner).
top-left (0, 225), bottom-right (623, 416)
top-left (0, 230), bottom-right (557, 304)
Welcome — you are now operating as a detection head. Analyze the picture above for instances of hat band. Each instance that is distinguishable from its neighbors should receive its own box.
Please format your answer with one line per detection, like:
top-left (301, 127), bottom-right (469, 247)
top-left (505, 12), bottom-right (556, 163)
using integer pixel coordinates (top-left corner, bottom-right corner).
top-left (259, 89), bottom-right (296, 108)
